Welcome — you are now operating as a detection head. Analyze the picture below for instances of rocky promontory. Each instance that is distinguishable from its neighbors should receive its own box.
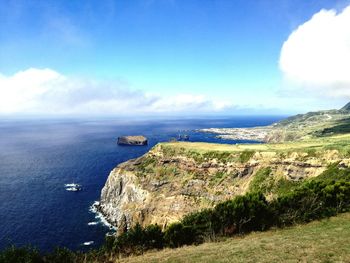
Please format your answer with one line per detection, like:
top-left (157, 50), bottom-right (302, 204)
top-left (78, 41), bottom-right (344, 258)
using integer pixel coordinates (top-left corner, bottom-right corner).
top-left (96, 141), bottom-right (349, 234)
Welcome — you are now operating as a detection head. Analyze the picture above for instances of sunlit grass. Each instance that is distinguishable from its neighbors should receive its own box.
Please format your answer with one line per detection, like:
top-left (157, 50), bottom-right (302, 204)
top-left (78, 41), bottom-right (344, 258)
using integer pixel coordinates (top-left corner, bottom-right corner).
top-left (162, 133), bottom-right (350, 154)
top-left (118, 213), bottom-right (350, 263)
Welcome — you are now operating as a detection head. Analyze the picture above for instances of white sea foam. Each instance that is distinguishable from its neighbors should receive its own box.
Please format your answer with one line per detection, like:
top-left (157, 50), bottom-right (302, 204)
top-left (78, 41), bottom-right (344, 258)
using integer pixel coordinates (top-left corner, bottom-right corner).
top-left (65, 187), bottom-right (78, 191)
top-left (89, 201), bottom-right (116, 231)
top-left (65, 183), bottom-right (79, 187)
top-left (83, 241), bottom-right (94, 246)
top-left (105, 232), bottom-right (115, 237)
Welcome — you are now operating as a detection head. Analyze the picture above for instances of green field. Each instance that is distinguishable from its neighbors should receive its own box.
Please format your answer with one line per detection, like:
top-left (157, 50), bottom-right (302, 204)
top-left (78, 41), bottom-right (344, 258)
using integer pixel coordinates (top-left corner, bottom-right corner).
top-left (118, 213), bottom-right (350, 263)
top-left (162, 133), bottom-right (350, 153)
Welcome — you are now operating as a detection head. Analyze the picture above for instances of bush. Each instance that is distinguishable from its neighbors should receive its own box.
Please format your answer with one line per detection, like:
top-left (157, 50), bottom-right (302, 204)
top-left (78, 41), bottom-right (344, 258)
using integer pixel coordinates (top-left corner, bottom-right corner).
top-left (0, 246), bottom-right (43, 263)
top-left (44, 247), bottom-right (75, 263)
top-left (104, 223), bottom-right (164, 256)
top-left (143, 224), bottom-right (164, 249)
top-left (182, 209), bottom-right (215, 241)
top-left (315, 163), bottom-right (350, 182)
top-left (212, 192), bottom-right (272, 235)
top-left (272, 179), bottom-right (350, 226)
top-left (164, 223), bottom-right (198, 248)
top-left (113, 223), bottom-right (146, 255)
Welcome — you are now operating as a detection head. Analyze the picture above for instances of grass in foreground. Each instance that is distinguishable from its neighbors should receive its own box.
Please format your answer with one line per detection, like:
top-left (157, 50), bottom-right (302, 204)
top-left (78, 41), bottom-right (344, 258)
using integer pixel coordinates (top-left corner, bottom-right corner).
top-left (118, 213), bottom-right (350, 263)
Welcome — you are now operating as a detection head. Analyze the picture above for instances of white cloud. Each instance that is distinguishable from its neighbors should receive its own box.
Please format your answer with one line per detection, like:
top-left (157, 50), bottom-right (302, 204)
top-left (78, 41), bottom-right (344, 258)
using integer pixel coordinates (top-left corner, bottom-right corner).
top-left (150, 94), bottom-right (232, 112)
top-left (279, 5), bottom-right (350, 97)
top-left (0, 68), bottom-right (233, 116)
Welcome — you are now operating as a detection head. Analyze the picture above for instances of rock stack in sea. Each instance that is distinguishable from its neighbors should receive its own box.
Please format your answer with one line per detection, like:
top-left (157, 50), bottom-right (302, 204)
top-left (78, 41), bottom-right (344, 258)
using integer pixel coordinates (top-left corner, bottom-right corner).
top-left (117, 136), bottom-right (148, 146)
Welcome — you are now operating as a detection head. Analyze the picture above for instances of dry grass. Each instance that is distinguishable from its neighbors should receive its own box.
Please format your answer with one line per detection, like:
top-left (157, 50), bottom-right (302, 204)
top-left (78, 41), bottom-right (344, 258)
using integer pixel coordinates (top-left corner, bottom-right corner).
top-left (117, 213), bottom-right (350, 263)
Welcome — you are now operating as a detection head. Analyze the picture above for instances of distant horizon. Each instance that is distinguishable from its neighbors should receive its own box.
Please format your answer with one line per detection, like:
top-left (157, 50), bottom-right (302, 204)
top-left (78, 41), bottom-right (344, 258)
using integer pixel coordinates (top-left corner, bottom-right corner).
top-left (0, 99), bottom-right (347, 120)
top-left (0, 113), bottom-right (289, 121)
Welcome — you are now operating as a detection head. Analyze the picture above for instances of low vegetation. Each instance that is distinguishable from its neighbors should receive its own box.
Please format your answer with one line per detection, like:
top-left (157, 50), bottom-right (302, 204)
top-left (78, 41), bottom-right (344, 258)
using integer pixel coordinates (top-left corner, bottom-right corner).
top-left (162, 133), bottom-right (350, 157)
top-left (238, 150), bottom-right (255, 163)
top-left (120, 212), bottom-right (350, 263)
top-left (248, 167), bottom-right (273, 193)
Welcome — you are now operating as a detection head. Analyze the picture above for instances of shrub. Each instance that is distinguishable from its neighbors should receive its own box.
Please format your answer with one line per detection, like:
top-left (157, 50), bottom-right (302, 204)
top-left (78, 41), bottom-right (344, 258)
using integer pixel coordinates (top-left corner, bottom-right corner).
top-left (143, 224), bottom-right (164, 249)
top-left (44, 247), bottom-right (75, 263)
top-left (315, 163), bottom-right (350, 182)
top-left (104, 223), bottom-right (164, 256)
top-left (113, 223), bottom-right (146, 255)
top-left (182, 209), bottom-right (215, 241)
top-left (164, 223), bottom-right (198, 248)
top-left (212, 192), bottom-right (272, 235)
top-left (103, 235), bottom-right (115, 252)
top-left (0, 246), bottom-right (43, 263)
top-left (271, 179), bottom-right (350, 226)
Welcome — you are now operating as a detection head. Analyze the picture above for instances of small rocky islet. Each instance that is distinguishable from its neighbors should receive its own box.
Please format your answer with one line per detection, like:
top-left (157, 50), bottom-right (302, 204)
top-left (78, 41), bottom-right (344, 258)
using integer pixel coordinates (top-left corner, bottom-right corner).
top-left (117, 135), bottom-right (148, 146)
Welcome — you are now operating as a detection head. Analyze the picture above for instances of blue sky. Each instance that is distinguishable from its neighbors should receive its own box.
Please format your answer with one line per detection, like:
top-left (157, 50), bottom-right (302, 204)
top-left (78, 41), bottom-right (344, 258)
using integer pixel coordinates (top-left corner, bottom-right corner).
top-left (1, 0), bottom-right (350, 116)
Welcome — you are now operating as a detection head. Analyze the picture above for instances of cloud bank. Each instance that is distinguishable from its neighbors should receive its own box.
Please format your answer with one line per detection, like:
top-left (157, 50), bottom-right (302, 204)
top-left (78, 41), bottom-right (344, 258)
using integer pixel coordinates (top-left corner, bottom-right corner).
top-left (280, 5), bottom-right (350, 97)
top-left (0, 68), bottom-right (233, 116)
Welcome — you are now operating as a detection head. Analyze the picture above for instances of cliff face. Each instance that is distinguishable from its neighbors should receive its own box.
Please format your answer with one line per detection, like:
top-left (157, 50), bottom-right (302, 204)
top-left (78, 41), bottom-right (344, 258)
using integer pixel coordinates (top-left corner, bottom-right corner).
top-left (97, 142), bottom-right (349, 233)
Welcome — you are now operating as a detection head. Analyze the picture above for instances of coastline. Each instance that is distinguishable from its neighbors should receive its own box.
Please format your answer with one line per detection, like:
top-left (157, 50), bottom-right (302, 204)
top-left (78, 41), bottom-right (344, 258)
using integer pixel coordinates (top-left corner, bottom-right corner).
top-left (199, 126), bottom-right (272, 142)
top-left (90, 201), bottom-right (117, 232)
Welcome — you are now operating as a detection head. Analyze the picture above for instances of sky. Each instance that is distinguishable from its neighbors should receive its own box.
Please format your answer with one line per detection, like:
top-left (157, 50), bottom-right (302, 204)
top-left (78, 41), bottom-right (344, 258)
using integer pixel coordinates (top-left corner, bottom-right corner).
top-left (1, 0), bottom-right (350, 116)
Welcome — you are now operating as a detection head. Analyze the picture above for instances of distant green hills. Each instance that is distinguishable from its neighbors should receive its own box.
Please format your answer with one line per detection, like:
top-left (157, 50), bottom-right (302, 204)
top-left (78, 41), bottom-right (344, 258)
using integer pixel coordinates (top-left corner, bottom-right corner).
top-left (271, 102), bottom-right (350, 141)
top-left (201, 102), bottom-right (350, 143)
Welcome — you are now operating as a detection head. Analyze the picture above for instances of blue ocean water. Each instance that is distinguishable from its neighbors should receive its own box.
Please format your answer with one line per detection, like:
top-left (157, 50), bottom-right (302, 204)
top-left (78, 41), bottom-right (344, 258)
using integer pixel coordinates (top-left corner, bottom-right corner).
top-left (0, 116), bottom-right (284, 252)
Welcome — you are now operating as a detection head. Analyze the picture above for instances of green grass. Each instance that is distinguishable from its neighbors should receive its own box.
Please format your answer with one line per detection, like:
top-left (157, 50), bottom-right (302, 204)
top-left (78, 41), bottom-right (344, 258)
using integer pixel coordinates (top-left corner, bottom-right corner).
top-left (248, 167), bottom-right (273, 193)
top-left (248, 168), bottom-right (301, 197)
top-left (118, 213), bottom-right (350, 263)
top-left (209, 171), bottom-right (228, 186)
top-left (238, 150), bottom-right (255, 163)
top-left (159, 133), bottom-right (350, 159)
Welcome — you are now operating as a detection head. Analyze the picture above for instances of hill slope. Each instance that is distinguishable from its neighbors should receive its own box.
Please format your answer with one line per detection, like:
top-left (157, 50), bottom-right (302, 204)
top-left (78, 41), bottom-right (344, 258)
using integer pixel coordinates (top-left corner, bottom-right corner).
top-left (200, 103), bottom-right (350, 142)
top-left (119, 213), bottom-right (350, 263)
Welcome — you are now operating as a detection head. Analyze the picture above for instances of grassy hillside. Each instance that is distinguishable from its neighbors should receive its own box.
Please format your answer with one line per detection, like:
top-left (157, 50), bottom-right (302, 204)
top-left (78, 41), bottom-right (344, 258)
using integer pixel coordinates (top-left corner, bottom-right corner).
top-left (200, 105), bottom-right (350, 142)
top-left (119, 213), bottom-right (350, 263)
top-left (273, 109), bottom-right (350, 141)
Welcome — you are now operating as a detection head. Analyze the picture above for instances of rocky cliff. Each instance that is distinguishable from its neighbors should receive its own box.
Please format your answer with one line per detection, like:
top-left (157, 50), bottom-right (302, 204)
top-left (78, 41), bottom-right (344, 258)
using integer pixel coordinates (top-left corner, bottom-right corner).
top-left (97, 141), bottom-right (350, 233)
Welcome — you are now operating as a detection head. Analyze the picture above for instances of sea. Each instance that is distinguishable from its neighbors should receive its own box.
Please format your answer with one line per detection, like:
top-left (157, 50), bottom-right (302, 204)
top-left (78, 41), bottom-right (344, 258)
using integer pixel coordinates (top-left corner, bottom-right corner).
top-left (0, 116), bottom-right (284, 252)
